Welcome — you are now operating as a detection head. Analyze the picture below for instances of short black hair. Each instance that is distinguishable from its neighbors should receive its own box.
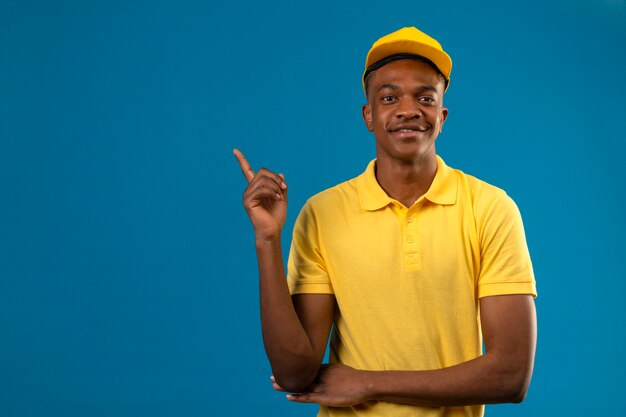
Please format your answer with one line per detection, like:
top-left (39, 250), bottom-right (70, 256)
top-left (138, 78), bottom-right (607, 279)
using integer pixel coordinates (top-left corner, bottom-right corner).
top-left (363, 53), bottom-right (448, 97)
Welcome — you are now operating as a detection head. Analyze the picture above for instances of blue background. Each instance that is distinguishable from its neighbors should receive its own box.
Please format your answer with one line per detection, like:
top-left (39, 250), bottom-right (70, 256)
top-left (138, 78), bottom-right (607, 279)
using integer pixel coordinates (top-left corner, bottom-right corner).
top-left (1, 0), bottom-right (625, 416)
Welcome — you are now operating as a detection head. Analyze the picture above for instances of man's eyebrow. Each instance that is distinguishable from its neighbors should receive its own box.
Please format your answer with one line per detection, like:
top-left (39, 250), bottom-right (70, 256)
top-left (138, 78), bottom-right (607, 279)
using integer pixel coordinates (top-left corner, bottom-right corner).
top-left (377, 84), bottom-right (440, 94)
top-left (377, 83), bottom-right (400, 92)
top-left (414, 85), bottom-right (438, 94)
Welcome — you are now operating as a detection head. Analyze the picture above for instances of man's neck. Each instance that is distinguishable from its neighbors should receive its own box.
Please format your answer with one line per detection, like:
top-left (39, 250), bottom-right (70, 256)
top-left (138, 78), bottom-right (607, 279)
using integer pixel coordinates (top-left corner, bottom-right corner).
top-left (375, 154), bottom-right (438, 208)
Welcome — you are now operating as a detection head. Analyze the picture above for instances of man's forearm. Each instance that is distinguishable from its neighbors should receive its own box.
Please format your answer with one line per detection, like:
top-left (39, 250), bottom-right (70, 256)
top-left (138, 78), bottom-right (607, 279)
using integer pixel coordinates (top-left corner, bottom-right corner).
top-left (365, 296), bottom-right (535, 406)
top-left (286, 351), bottom-right (532, 408)
top-left (364, 350), bottom-right (532, 406)
top-left (256, 237), bottom-right (320, 392)
top-left (285, 295), bottom-right (536, 408)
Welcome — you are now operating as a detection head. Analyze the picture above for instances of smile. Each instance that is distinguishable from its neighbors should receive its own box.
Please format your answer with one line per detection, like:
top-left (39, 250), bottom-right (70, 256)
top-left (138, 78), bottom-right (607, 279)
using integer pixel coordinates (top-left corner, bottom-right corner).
top-left (392, 127), bottom-right (428, 132)
top-left (389, 123), bottom-right (430, 133)
top-left (389, 126), bottom-right (430, 137)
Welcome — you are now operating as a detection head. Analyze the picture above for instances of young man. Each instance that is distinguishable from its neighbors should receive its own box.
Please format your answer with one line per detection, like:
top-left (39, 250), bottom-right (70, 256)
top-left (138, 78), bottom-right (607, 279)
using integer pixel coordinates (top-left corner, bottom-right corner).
top-left (234, 27), bottom-right (537, 417)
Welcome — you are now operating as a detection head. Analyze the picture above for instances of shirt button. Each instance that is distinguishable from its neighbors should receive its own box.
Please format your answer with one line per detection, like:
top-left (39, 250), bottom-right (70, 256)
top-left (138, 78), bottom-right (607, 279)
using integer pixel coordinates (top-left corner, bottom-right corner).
top-left (408, 236), bottom-right (414, 243)
top-left (407, 217), bottom-right (413, 223)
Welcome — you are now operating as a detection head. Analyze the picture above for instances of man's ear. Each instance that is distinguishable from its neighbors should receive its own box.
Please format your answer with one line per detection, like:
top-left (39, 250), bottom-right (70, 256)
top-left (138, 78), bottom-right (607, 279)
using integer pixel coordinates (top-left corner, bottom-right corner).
top-left (362, 104), bottom-right (373, 132)
top-left (440, 107), bottom-right (449, 132)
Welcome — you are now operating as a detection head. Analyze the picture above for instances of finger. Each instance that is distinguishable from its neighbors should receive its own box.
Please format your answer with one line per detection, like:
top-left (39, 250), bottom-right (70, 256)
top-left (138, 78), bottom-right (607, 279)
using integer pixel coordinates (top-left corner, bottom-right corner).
top-left (233, 148), bottom-right (255, 183)
top-left (277, 173), bottom-right (288, 202)
top-left (272, 382), bottom-right (286, 392)
top-left (256, 168), bottom-right (287, 192)
top-left (286, 393), bottom-right (318, 404)
top-left (245, 177), bottom-right (285, 201)
top-left (249, 172), bottom-right (287, 200)
top-left (245, 186), bottom-right (285, 205)
top-left (277, 173), bottom-right (287, 190)
top-left (269, 375), bottom-right (287, 392)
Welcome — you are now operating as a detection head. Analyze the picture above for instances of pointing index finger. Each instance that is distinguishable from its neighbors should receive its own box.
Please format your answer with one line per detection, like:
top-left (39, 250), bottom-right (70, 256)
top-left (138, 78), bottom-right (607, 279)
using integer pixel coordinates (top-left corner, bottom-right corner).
top-left (233, 148), bottom-right (255, 183)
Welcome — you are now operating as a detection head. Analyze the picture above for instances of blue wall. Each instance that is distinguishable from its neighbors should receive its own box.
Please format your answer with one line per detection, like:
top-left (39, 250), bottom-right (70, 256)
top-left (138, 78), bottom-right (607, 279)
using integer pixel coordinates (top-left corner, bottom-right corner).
top-left (1, 0), bottom-right (624, 415)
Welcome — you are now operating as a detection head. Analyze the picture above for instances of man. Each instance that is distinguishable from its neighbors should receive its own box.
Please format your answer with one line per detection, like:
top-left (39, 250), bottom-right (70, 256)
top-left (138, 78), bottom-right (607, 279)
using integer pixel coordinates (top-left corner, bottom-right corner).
top-left (234, 26), bottom-right (537, 417)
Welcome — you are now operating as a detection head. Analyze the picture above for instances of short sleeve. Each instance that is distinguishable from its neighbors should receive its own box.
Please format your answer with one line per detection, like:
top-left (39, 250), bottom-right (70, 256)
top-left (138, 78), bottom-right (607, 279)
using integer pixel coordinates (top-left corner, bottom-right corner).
top-left (287, 201), bottom-right (334, 295)
top-left (477, 192), bottom-right (537, 298)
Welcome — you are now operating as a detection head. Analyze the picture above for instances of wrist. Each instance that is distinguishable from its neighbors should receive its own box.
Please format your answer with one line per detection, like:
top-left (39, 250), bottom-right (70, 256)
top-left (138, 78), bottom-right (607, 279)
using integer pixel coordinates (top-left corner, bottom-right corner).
top-left (255, 233), bottom-right (282, 248)
top-left (361, 370), bottom-right (381, 401)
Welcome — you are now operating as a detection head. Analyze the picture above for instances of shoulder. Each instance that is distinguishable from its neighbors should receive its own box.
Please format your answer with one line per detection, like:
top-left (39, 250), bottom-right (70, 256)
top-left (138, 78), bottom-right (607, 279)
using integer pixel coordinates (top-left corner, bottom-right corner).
top-left (452, 167), bottom-right (519, 216)
top-left (291, 175), bottom-right (360, 239)
top-left (448, 168), bottom-right (525, 242)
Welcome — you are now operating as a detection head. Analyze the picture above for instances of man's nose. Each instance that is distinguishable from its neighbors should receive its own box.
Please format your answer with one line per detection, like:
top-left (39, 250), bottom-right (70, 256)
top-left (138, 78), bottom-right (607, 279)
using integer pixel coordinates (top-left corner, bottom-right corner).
top-left (395, 101), bottom-right (421, 119)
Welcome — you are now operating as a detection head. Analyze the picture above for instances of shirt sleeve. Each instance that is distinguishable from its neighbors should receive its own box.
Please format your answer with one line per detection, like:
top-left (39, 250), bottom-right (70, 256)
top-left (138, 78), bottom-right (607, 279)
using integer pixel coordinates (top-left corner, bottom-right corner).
top-left (287, 201), bottom-right (334, 295)
top-left (477, 192), bottom-right (537, 298)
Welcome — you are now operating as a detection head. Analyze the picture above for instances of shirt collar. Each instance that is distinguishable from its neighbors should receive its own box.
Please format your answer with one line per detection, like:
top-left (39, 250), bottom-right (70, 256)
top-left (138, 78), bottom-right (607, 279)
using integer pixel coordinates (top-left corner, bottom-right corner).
top-left (357, 155), bottom-right (458, 211)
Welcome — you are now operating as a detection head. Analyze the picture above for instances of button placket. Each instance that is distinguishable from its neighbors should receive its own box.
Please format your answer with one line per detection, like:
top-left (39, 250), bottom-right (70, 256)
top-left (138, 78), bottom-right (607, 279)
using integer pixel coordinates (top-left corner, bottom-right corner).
top-left (403, 207), bottom-right (420, 268)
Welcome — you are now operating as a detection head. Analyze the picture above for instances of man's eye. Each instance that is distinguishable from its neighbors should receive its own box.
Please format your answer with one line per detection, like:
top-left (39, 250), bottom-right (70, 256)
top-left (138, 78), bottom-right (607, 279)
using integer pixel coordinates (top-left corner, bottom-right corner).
top-left (419, 96), bottom-right (435, 102)
top-left (382, 96), bottom-right (396, 102)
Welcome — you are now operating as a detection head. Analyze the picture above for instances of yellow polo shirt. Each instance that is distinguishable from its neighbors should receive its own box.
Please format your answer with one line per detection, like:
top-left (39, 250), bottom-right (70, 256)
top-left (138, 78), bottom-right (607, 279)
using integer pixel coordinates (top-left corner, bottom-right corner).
top-left (287, 156), bottom-right (536, 417)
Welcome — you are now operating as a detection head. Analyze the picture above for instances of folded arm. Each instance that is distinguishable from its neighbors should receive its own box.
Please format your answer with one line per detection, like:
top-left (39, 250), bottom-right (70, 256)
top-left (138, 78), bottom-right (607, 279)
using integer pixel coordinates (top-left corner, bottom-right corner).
top-left (282, 294), bottom-right (537, 407)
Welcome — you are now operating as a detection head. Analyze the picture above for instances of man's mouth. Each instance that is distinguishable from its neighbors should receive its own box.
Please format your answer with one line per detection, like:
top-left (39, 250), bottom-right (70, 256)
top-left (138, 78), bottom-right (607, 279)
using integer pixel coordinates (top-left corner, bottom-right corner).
top-left (392, 127), bottom-right (427, 132)
top-left (389, 124), bottom-right (429, 133)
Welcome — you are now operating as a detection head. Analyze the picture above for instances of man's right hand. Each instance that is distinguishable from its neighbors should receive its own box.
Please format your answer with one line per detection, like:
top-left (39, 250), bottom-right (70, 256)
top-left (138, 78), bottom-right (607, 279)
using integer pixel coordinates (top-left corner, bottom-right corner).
top-left (234, 149), bottom-right (288, 240)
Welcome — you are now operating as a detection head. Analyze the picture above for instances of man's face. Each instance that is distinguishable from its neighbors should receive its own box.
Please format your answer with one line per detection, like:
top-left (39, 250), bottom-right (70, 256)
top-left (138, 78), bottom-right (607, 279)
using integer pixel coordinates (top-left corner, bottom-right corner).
top-left (362, 59), bottom-right (448, 165)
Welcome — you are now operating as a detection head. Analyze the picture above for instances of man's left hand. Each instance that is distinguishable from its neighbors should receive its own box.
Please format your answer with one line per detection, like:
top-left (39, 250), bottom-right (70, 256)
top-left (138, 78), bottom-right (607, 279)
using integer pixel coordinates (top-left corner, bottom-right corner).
top-left (272, 364), bottom-right (371, 407)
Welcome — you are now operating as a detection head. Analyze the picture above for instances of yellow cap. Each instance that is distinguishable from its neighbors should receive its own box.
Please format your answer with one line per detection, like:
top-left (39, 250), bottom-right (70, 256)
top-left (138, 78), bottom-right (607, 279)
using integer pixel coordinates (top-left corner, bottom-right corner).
top-left (363, 27), bottom-right (452, 91)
